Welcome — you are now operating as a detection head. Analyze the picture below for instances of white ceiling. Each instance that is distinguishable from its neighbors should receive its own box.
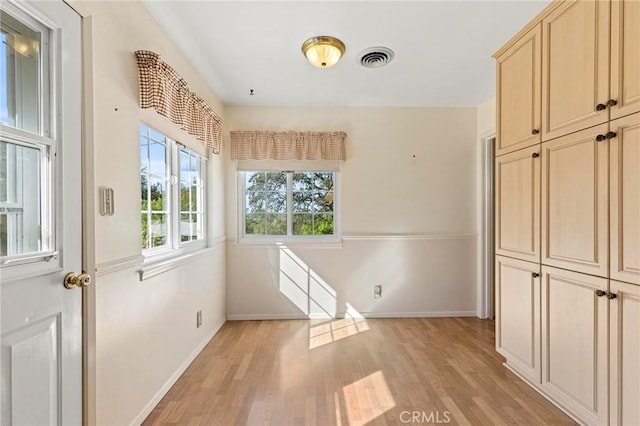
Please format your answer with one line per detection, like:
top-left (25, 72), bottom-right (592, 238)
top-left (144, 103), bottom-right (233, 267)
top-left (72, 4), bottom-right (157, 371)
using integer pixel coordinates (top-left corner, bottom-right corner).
top-left (143, 1), bottom-right (549, 107)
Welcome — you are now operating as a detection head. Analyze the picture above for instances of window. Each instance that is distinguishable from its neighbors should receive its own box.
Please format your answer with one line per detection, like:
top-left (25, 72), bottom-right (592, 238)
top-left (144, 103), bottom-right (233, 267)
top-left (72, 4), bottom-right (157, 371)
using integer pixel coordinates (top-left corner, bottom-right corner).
top-left (241, 170), bottom-right (338, 242)
top-left (140, 123), bottom-right (206, 257)
top-left (0, 5), bottom-right (54, 265)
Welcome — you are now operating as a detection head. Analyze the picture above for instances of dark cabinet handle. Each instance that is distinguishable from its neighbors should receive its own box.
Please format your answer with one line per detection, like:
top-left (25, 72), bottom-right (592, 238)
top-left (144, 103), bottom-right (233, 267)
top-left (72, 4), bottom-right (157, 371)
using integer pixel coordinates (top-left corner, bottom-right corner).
top-left (531, 129), bottom-right (540, 135)
top-left (607, 292), bottom-right (617, 300)
top-left (595, 290), bottom-right (606, 297)
top-left (596, 103), bottom-right (607, 111)
top-left (607, 99), bottom-right (618, 107)
top-left (532, 272), bottom-right (540, 278)
top-left (596, 134), bottom-right (607, 142)
top-left (532, 152), bottom-right (540, 159)
top-left (606, 131), bottom-right (617, 139)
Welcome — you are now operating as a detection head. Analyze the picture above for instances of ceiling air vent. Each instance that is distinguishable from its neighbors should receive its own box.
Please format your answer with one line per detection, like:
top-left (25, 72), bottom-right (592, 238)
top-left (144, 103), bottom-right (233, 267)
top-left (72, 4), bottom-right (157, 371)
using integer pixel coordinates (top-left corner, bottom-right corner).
top-left (357, 46), bottom-right (395, 68)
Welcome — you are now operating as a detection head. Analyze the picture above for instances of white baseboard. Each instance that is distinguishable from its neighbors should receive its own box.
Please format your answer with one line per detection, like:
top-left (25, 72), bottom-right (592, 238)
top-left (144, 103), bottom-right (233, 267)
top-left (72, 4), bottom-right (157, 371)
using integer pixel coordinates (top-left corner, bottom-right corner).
top-left (226, 311), bottom-right (477, 321)
top-left (130, 316), bottom-right (226, 426)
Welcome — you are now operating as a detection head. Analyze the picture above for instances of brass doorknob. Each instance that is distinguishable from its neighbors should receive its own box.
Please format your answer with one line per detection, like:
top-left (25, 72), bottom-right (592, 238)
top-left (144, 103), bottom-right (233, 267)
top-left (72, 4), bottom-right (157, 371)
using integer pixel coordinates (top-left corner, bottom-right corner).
top-left (64, 272), bottom-right (92, 289)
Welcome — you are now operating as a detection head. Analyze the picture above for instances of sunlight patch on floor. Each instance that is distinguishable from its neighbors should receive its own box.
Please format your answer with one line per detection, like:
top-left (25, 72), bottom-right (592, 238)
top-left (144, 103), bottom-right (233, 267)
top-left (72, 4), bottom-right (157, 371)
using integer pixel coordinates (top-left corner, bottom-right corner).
top-left (309, 317), bottom-right (370, 349)
top-left (341, 371), bottom-right (396, 426)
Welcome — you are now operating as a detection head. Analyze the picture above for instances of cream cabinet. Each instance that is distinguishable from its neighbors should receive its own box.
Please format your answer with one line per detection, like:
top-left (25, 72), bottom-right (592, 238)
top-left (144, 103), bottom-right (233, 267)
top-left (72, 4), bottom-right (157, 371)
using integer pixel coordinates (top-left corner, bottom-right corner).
top-left (609, 280), bottom-right (640, 426)
top-left (496, 24), bottom-right (541, 155)
top-left (495, 256), bottom-right (540, 384)
top-left (541, 266), bottom-right (608, 426)
top-left (541, 124), bottom-right (609, 277)
top-left (495, 145), bottom-right (540, 263)
top-left (610, 113), bottom-right (640, 285)
top-left (495, 1), bottom-right (640, 425)
top-left (541, 0), bottom-right (610, 141)
top-left (610, 0), bottom-right (640, 119)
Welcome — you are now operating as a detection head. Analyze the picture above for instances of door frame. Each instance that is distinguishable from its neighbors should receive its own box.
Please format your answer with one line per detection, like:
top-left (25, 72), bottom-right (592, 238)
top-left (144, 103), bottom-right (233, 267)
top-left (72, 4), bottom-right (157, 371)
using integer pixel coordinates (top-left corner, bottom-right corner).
top-left (478, 130), bottom-right (496, 319)
top-left (61, 1), bottom-right (96, 425)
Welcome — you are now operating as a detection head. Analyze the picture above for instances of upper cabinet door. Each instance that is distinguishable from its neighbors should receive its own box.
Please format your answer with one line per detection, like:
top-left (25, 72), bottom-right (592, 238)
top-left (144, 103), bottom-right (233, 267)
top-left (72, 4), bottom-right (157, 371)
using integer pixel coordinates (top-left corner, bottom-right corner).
top-left (542, 124), bottom-right (609, 277)
top-left (610, 0), bottom-right (640, 120)
top-left (542, 0), bottom-right (610, 141)
top-left (495, 145), bottom-right (540, 263)
top-left (610, 113), bottom-right (640, 285)
top-left (496, 24), bottom-right (541, 156)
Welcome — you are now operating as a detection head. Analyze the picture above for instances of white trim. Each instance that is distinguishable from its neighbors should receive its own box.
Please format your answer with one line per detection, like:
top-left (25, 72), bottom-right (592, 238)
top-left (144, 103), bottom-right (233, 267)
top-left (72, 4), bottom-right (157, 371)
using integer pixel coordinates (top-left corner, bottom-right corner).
top-left (478, 130), bottom-right (496, 320)
top-left (209, 235), bottom-right (227, 246)
top-left (342, 233), bottom-right (476, 241)
top-left (95, 255), bottom-right (144, 277)
top-left (232, 240), bottom-right (343, 249)
top-left (227, 311), bottom-right (477, 321)
top-left (138, 247), bottom-right (216, 281)
top-left (130, 316), bottom-right (226, 426)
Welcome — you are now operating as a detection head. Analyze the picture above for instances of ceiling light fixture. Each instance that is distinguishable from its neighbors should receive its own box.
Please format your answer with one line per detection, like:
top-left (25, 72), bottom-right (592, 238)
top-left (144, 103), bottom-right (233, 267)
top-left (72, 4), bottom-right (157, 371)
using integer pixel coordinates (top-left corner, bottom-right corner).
top-left (301, 36), bottom-right (345, 68)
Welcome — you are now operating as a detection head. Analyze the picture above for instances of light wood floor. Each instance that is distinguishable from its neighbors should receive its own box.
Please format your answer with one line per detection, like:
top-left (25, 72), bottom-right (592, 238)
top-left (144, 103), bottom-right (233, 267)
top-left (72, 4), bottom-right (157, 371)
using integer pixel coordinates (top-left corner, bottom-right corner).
top-left (143, 318), bottom-right (574, 425)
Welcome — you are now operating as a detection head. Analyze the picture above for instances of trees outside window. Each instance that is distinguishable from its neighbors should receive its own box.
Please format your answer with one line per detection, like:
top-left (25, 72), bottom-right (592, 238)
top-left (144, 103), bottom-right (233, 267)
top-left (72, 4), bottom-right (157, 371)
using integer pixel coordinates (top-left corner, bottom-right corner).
top-left (242, 171), bottom-right (336, 240)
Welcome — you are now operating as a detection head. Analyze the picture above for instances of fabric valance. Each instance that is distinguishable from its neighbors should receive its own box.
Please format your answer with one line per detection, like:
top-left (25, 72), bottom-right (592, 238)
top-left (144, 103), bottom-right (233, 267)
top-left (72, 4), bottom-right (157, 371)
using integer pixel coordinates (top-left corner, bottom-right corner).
top-left (230, 131), bottom-right (346, 161)
top-left (134, 50), bottom-right (222, 154)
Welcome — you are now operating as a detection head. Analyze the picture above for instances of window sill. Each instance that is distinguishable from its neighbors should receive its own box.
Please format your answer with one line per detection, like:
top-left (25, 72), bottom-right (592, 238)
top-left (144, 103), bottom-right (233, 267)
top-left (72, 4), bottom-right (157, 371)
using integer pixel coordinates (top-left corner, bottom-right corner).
top-left (138, 246), bottom-right (215, 281)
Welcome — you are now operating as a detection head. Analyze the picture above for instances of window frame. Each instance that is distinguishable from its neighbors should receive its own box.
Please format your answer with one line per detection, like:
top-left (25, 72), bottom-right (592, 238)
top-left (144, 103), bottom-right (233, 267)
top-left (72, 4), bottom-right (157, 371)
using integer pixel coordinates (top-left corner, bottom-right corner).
top-left (0, 2), bottom-right (58, 279)
top-left (140, 123), bottom-right (207, 262)
top-left (238, 170), bottom-right (341, 244)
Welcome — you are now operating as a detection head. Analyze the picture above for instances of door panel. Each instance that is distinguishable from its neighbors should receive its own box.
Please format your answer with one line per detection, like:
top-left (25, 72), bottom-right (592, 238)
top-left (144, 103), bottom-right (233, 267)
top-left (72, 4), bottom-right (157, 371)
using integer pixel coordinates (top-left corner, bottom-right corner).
top-left (542, 0), bottom-right (610, 141)
top-left (495, 145), bottom-right (540, 262)
top-left (496, 24), bottom-right (541, 155)
top-left (610, 0), bottom-right (640, 120)
top-left (610, 113), bottom-right (640, 284)
top-left (542, 124), bottom-right (609, 277)
top-left (495, 256), bottom-right (541, 384)
top-left (0, 1), bottom-right (82, 425)
top-left (541, 266), bottom-right (608, 426)
top-left (1, 316), bottom-right (60, 426)
top-left (609, 280), bottom-right (640, 426)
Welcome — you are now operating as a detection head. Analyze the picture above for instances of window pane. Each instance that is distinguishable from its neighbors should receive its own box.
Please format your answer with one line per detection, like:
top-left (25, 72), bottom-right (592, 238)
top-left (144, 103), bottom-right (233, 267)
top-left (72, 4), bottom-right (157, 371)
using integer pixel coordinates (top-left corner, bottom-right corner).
top-left (292, 213), bottom-right (313, 235)
top-left (315, 214), bottom-right (334, 235)
top-left (149, 141), bottom-right (166, 177)
top-left (150, 213), bottom-right (167, 247)
top-left (141, 213), bottom-right (149, 249)
top-left (292, 191), bottom-right (313, 213)
top-left (140, 137), bottom-right (149, 173)
top-left (149, 177), bottom-right (167, 211)
top-left (0, 141), bottom-right (42, 256)
top-left (180, 213), bottom-right (190, 242)
top-left (266, 172), bottom-right (286, 191)
top-left (180, 183), bottom-right (190, 211)
top-left (0, 11), bottom-right (41, 134)
top-left (266, 213), bottom-right (286, 235)
top-left (190, 184), bottom-right (198, 212)
top-left (266, 192), bottom-right (286, 213)
top-left (245, 212), bottom-right (265, 235)
top-left (246, 192), bottom-right (265, 213)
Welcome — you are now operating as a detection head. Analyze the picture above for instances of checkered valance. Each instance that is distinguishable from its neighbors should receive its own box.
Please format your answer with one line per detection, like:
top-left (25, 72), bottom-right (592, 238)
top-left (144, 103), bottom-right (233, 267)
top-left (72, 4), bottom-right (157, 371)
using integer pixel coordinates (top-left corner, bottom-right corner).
top-left (230, 131), bottom-right (346, 161)
top-left (134, 50), bottom-right (222, 154)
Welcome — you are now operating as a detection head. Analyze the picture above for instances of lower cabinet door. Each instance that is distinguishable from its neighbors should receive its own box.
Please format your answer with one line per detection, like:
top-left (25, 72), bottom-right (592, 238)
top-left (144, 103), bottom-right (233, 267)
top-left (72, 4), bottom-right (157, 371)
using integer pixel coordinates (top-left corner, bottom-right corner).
top-left (609, 280), bottom-right (640, 426)
top-left (541, 266), bottom-right (608, 426)
top-left (495, 255), bottom-right (541, 383)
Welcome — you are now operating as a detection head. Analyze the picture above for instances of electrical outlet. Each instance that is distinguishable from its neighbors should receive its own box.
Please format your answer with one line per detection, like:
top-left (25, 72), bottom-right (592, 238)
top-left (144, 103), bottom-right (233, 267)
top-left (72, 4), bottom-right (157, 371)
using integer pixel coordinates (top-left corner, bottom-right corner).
top-left (374, 285), bottom-right (382, 299)
top-left (196, 310), bottom-right (202, 328)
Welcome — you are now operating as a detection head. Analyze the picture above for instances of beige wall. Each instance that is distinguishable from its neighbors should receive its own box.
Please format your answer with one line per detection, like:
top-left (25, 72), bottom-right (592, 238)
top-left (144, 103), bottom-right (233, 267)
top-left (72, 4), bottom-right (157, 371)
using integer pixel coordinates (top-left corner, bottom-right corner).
top-left (82, 1), bottom-right (226, 425)
top-left (225, 106), bottom-right (478, 319)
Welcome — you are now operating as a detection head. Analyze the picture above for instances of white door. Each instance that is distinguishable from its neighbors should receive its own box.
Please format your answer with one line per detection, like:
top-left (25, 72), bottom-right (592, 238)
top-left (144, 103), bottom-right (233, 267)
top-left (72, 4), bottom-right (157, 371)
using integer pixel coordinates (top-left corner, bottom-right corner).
top-left (0, 1), bottom-right (83, 425)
